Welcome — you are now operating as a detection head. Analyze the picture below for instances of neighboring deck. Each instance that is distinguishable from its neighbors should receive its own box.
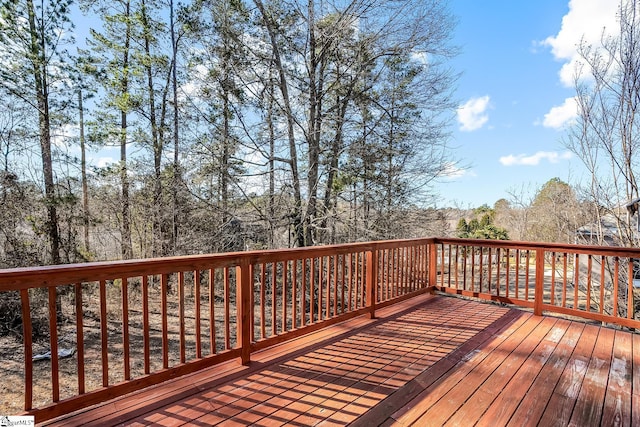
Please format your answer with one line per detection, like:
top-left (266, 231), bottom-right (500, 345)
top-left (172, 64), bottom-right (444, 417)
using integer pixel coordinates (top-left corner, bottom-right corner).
top-left (41, 293), bottom-right (639, 426)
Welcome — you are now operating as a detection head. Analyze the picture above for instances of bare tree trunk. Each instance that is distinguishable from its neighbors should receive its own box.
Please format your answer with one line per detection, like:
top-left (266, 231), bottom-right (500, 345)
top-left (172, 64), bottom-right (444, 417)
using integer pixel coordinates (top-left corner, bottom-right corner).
top-left (170, 0), bottom-right (180, 254)
top-left (254, 0), bottom-right (304, 247)
top-left (78, 89), bottom-right (90, 254)
top-left (26, 0), bottom-right (60, 265)
top-left (120, 0), bottom-right (133, 259)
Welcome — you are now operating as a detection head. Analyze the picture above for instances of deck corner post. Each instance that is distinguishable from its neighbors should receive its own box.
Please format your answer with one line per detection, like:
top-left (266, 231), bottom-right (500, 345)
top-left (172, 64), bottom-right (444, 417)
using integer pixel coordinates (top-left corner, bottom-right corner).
top-left (534, 248), bottom-right (545, 316)
top-left (236, 261), bottom-right (252, 365)
top-left (428, 241), bottom-right (437, 290)
top-left (366, 248), bottom-right (378, 319)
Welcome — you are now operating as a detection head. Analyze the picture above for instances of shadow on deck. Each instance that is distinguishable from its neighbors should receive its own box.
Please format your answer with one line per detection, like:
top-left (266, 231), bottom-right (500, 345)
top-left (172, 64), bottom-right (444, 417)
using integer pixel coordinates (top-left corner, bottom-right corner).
top-left (42, 294), bottom-right (637, 426)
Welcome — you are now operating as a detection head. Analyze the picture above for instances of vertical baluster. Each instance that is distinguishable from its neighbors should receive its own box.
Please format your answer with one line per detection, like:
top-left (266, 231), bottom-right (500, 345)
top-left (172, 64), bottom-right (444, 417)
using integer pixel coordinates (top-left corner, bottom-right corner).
top-left (324, 256), bottom-right (330, 319)
top-left (209, 269), bottom-right (216, 354)
top-left (628, 258), bottom-right (634, 320)
top-left (20, 289), bottom-right (32, 410)
top-left (48, 287), bottom-right (60, 402)
top-left (178, 272), bottom-right (186, 363)
top-left (74, 283), bottom-right (85, 394)
top-left (301, 259), bottom-right (307, 326)
top-left (505, 249), bottom-right (510, 298)
top-left (496, 248), bottom-right (501, 297)
top-left (600, 256), bottom-right (605, 314)
top-left (333, 255), bottom-right (339, 316)
top-left (225, 267), bottom-right (232, 347)
top-left (122, 277), bottom-right (130, 379)
top-left (355, 253), bottom-right (361, 308)
top-left (550, 253), bottom-right (556, 306)
top-left (100, 279), bottom-right (110, 383)
top-left (292, 260), bottom-right (297, 329)
top-left (613, 257), bottom-right (620, 316)
top-left (586, 255), bottom-right (592, 312)
top-left (454, 245), bottom-right (459, 289)
top-left (271, 263), bottom-right (277, 335)
top-left (561, 254), bottom-right (568, 308)
top-left (249, 264), bottom-right (255, 341)
top-left (515, 250), bottom-right (520, 299)
top-left (574, 254), bottom-right (580, 310)
top-left (478, 247), bottom-right (484, 293)
top-left (347, 253), bottom-right (353, 311)
top-left (471, 247), bottom-right (476, 293)
top-left (309, 258), bottom-right (315, 323)
top-left (525, 250), bottom-right (530, 301)
top-left (142, 276), bottom-right (150, 373)
top-left (195, 271), bottom-right (202, 358)
top-left (282, 260), bottom-right (288, 332)
top-left (260, 263), bottom-right (266, 338)
top-left (161, 274), bottom-right (168, 369)
top-left (488, 248), bottom-right (493, 294)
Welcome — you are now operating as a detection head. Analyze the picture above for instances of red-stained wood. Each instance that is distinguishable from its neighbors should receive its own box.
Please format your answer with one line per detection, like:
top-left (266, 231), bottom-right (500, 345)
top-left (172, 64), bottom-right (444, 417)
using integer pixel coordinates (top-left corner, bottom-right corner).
top-left (506, 321), bottom-right (586, 426)
top-left (562, 252), bottom-right (568, 307)
top-left (601, 330), bottom-right (632, 426)
top-left (20, 288), bottom-right (33, 410)
top-left (282, 260), bottom-right (288, 332)
top-left (366, 249), bottom-right (377, 318)
top-left (260, 263), bottom-right (266, 338)
top-left (309, 257), bottom-right (315, 324)
top-left (629, 259), bottom-right (634, 320)
top-left (236, 262), bottom-right (251, 365)
top-left (194, 270), bottom-right (202, 359)
top-left (142, 275), bottom-right (150, 374)
top-left (48, 286), bottom-right (59, 402)
top-left (574, 254), bottom-right (580, 309)
top-left (333, 255), bottom-right (340, 316)
top-left (525, 249), bottom-right (530, 300)
top-left (178, 271), bottom-right (185, 364)
top-left (121, 277), bottom-right (130, 380)
top-left (99, 279), bottom-right (109, 386)
top-left (301, 258), bottom-right (306, 326)
top-left (550, 251), bottom-right (556, 304)
top-left (224, 266), bottom-right (231, 348)
top-left (600, 256), bottom-right (606, 314)
top-left (614, 257), bottom-right (620, 316)
top-left (586, 255), bottom-right (592, 312)
top-left (543, 323), bottom-right (606, 426)
top-left (161, 274), bottom-right (168, 369)
top-left (74, 283), bottom-right (85, 395)
top-left (292, 260), bottom-right (297, 329)
top-left (534, 248), bottom-right (544, 316)
top-left (347, 253), bottom-right (353, 312)
top-left (209, 268), bottom-right (216, 354)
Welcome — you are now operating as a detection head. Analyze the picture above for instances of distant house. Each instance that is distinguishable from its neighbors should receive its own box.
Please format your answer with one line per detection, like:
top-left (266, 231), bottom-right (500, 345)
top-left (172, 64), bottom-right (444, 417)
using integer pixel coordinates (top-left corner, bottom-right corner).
top-left (575, 214), bottom-right (621, 246)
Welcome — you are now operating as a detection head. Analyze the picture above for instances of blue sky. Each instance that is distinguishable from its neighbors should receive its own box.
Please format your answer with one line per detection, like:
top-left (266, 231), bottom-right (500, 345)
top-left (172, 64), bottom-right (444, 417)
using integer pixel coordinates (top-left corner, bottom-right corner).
top-left (437, 0), bottom-right (617, 208)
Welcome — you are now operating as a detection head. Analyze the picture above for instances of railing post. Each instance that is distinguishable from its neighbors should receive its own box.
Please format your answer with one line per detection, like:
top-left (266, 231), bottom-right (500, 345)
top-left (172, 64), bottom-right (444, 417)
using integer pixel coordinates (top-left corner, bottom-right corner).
top-left (429, 242), bottom-right (437, 289)
top-left (534, 249), bottom-right (545, 316)
top-left (236, 261), bottom-right (252, 365)
top-left (366, 248), bottom-right (378, 319)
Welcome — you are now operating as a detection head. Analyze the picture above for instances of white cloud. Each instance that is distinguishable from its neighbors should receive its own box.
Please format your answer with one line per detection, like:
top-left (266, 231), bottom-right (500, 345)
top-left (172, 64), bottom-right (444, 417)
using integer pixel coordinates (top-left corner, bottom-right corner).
top-left (457, 95), bottom-right (491, 132)
top-left (541, 0), bottom-right (618, 86)
top-left (542, 97), bottom-right (578, 129)
top-left (499, 151), bottom-right (573, 166)
top-left (96, 157), bottom-right (115, 168)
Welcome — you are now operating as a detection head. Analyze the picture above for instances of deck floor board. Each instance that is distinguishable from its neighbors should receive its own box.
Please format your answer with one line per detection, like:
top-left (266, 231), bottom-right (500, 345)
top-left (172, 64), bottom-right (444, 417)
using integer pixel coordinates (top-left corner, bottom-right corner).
top-left (41, 294), bottom-right (639, 426)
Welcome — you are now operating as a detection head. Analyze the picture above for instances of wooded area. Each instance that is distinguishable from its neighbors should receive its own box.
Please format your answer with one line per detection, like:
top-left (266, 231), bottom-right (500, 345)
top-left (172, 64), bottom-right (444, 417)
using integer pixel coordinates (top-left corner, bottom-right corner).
top-left (0, 0), bottom-right (460, 267)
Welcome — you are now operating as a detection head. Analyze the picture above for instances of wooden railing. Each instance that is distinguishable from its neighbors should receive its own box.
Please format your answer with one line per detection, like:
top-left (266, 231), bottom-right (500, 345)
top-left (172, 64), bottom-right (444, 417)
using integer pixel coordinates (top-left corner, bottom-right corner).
top-left (432, 238), bottom-right (640, 330)
top-left (5, 236), bottom-right (640, 422)
top-left (0, 239), bottom-right (432, 422)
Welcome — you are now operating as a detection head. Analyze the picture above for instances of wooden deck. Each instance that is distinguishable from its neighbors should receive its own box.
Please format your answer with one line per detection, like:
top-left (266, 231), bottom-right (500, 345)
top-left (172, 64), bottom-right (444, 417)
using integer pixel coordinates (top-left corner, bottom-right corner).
top-left (41, 293), bottom-right (639, 426)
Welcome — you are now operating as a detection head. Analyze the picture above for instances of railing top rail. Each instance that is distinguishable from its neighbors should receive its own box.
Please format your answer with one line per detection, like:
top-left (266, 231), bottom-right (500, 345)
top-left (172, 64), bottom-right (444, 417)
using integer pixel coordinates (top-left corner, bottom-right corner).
top-left (0, 238), bottom-right (436, 291)
top-left (433, 237), bottom-right (640, 258)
